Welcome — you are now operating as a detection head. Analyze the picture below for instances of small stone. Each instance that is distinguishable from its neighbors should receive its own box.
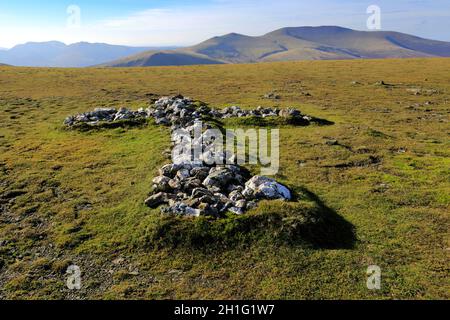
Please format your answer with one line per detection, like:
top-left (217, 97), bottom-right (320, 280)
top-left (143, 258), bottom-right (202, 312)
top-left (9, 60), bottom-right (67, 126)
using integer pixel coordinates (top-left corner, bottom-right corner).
top-left (203, 168), bottom-right (234, 188)
top-left (264, 92), bottom-right (281, 100)
top-left (159, 164), bottom-right (180, 178)
top-left (229, 206), bottom-right (244, 215)
top-left (183, 177), bottom-right (202, 190)
top-left (184, 207), bottom-right (201, 217)
top-left (244, 176), bottom-right (291, 200)
top-left (168, 179), bottom-right (181, 190)
top-left (325, 139), bottom-right (339, 146)
top-left (235, 199), bottom-right (247, 209)
top-left (145, 192), bottom-right (174, 208)
top-left (279, 108), bottom-right (301, 118)
top-left (227, 184), bottom-right (244, 193)
top-left (190, 167), bottom-right (210, 180)
top-left (229, 190), bottom-right (244, 202)
top-left (177, 169), bottom-right (191, 181)
top-left (185, 198), bottom-right (200, 208)
top-left (192, 188), bottom-right (213, 198)
top-left (242, 187), bottom-right (255, 200)
top-left (155, 117), bottom-right (170, 126)
top-left (246, 201), bottom-right (258, 210)
top-left (214, 193), bottom-right (230, 204)
top-left (152, 176), bottom-right (171, 192)
top-left (198, 203), bottom-right (219, 217)
top-left (112, 257), bottom-right (125, 265)
top-left (199, 195), bottom-right (217, 205)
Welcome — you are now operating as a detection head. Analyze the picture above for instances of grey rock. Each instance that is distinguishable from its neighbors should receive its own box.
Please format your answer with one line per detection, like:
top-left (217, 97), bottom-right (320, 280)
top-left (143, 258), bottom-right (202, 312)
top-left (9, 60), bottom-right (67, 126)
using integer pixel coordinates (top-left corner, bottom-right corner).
top-left (145, 192), bottom-right (174, 208)
top-left (192, 188), bottom-right (213, 199)
top-left (75, 114), bottom-right (89, 122)
top-left (190, 167), bottom-right (210, 181)
top-left (203, 168), bottom-right (234, 188)
top-left (168, 179), bottom-right (181, 190)
top-left (227, 184), bottom-right (244, 193)
top-left (162, 202), bottom-right (201, 217)
top-left (229, 206), bottom-right (244, 215)
top-left (176, 169), bottom-right (191, 181)
top-left (325, 139), bottom-right (339, 146)
top-left (279, 108), bottom-right (301, 118)
top-left (246, 201), bottom-right (258, 210)
top-left (159, 164), bottom-right (180, 178)
top-left (182, 178), bottom-right (202, 192)
top-left (152, 176), bottom-right (171, 192)
top-left (214, 193), bottom-right (230, 204)
top-left (235, 199), bottom-right (247, 209)
top-left (155, 117), bottom-right (170, 126)
top-left (244, 176), bottom-right (291, 200)
top-left (199, 194), bottom-right (217, 205)
top-left (264, 92), bottom-right (281, 100)
top-left (114, 107), bottom-right (133, 121)
top-left (198, 203), bottom-right (219, 217)
top-left (229, 190), bottom-right (244, 202)
top-left (64, 116), bottom-right (75, 125)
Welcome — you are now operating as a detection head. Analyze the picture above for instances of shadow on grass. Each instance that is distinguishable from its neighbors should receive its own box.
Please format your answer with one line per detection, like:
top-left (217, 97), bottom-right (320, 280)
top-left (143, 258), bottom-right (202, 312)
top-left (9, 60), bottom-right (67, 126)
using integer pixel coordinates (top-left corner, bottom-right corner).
top-left (291, 187), bottom-right (356, 249)
top-left (216, 115), bottom-right (334, 128)
top-left (146, 187), bottom-right (356, 251)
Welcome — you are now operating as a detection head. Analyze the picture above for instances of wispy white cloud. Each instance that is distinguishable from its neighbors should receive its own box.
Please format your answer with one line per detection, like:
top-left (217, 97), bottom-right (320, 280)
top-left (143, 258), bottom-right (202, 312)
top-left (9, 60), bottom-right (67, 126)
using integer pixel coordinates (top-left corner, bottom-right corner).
top-left (0, 0), bottom-right (449, 48)
top-left (93, 0), bottom-right (450, 45)
top-left (91, 0), bottom-right (360, 46)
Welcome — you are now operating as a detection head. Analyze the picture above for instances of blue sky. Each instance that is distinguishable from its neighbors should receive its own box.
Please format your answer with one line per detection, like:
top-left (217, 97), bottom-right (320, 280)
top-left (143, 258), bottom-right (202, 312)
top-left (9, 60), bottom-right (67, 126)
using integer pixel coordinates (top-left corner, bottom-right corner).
top-left (0, 0), bottom-right (449, 48)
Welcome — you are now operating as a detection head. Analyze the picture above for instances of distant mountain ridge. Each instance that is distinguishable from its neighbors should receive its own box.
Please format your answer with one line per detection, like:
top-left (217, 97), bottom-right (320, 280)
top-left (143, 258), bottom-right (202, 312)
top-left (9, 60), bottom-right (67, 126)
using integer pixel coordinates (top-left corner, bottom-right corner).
top-left (103, 26), bottom-right (450, 67)
top-left (0, 42), bottom-right (176, 67)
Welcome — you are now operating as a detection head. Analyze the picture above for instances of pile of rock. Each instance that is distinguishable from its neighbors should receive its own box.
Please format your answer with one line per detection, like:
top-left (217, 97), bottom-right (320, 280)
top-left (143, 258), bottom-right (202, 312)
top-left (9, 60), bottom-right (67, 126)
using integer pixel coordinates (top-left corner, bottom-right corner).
top-left (64, 95), bottom-right (313, 128)
top-left (63, 95), bottom-right (295, 218)
top-left (221, 105), bottom-right (278, 118)
top-left (63, 107), bottom-right (148, 126)
top-left (146, 162), bottom-right (291, 217)
top-left (146, 113), bottom-right (292, 217)
top-left (149, 96), bottom-right (313, 124)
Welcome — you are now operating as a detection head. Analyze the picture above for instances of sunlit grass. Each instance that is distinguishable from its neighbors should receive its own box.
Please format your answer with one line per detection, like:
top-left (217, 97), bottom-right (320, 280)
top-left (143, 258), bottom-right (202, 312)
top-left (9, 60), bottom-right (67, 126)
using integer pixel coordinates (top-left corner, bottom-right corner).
top-left (0, 58), bottom-right (448, 299)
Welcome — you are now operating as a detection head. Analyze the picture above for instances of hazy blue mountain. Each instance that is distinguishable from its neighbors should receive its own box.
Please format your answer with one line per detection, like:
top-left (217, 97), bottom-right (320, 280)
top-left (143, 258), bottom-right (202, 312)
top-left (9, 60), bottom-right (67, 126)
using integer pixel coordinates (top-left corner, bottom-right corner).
top-left (0, 42), bottom-right (176, 67)
top-left (103, 26), bottom-right (450, 67)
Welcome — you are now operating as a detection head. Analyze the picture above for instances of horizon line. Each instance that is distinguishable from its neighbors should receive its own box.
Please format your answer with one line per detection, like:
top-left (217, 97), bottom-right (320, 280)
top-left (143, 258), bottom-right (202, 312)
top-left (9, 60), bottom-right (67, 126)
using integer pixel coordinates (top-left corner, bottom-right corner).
top-left (2, 25), bottom-right (448, 50)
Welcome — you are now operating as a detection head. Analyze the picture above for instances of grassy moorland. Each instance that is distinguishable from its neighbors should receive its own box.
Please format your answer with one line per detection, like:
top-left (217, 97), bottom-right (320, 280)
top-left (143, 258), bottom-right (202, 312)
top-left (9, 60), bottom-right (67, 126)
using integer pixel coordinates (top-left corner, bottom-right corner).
top-left (0, 58), bottom-right (448, 299)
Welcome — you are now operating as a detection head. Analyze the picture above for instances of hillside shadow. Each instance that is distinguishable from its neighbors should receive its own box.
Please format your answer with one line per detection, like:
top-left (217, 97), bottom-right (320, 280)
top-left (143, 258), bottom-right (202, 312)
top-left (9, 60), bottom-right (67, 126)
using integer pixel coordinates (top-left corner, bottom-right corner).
top-left (146, 187), bottom-right (357, 251)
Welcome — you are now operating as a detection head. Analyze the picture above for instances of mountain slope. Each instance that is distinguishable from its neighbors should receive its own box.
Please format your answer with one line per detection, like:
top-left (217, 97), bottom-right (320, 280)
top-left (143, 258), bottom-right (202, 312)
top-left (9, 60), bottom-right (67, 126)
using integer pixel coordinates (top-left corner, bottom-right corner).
top-left (267, 26), bottom-right (448, 58)
top-left (0, 42), bottom-right (175, 67)
top-left (187, 33), bottom-right (289, 63)
top-left (104, 26), bottom-right (450, 67)
top-left (100, 50), bottom-right (224, 67)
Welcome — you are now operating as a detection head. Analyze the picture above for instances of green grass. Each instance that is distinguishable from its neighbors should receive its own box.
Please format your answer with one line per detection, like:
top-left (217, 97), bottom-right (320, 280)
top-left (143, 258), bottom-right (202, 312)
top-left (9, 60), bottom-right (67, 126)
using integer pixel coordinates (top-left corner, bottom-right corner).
top-left (0, 58), bottom-right (449, 299)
